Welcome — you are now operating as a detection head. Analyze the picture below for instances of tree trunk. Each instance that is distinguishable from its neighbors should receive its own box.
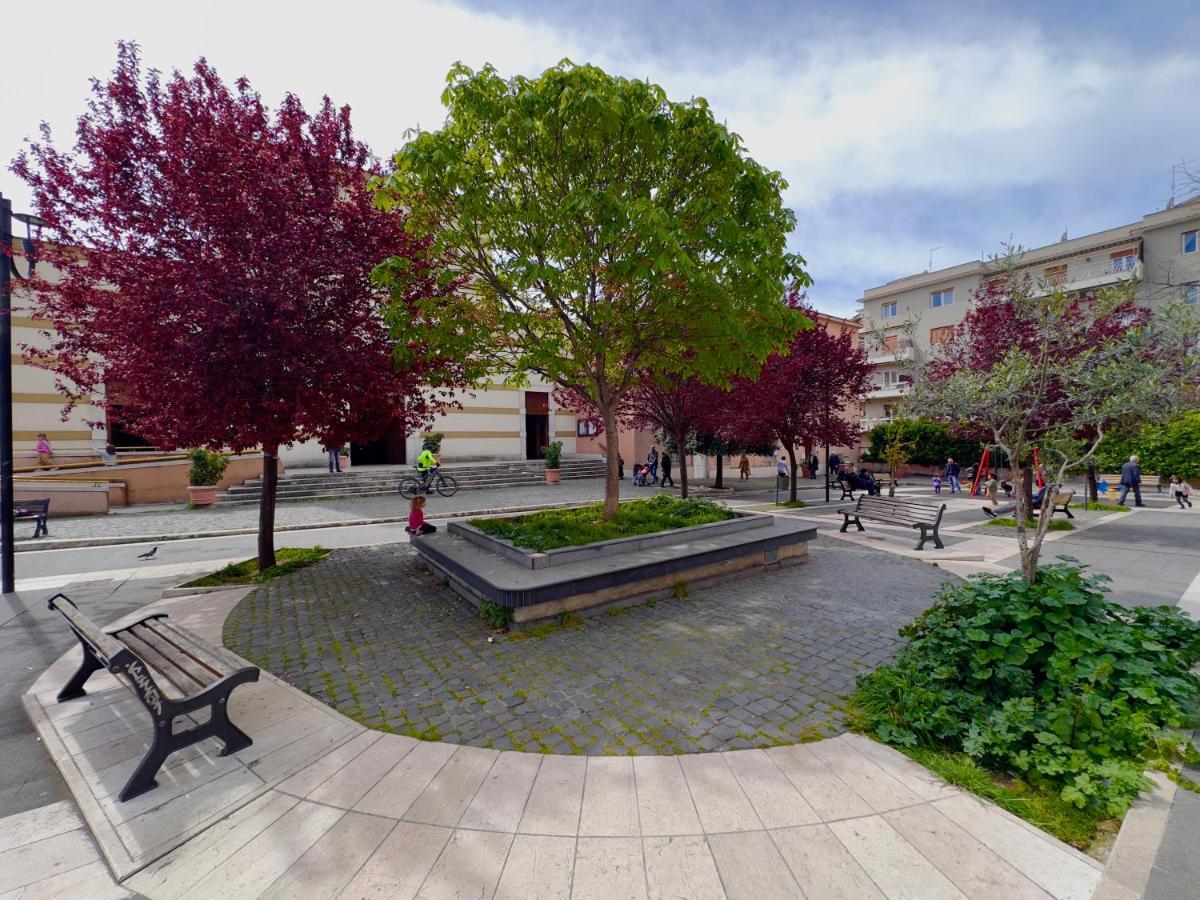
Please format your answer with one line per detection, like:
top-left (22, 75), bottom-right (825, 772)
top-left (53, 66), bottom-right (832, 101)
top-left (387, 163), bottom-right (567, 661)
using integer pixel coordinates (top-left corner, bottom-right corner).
top-left (713, 454), bottom-right (724, 489)
top-left (602, 406), bottom-right (621, 519)
top-left (787, 445), bottom-right (798, 502)
top-left (803, 440), bottom-right (813, 477)
top-left (675, 430), bottom-right (689, 499)
top-left (1015, 466), bottom-right (1037, 582)
top-left (258, 445), bottom-right (278, 570)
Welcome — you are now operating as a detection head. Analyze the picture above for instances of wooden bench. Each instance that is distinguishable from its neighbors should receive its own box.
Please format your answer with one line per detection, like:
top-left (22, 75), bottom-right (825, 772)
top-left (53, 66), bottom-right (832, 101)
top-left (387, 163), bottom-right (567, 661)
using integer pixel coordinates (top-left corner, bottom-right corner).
top-left (14, 497), bottom-right (49, 538)
top-left (47, 593), bottom-right (259, 802)
top-left (1036, 489), bottom-right (1075, 519)
top-left (838, 478), bottom-right (856, 501)
top-left (839, 495), bottom-right (948, 550)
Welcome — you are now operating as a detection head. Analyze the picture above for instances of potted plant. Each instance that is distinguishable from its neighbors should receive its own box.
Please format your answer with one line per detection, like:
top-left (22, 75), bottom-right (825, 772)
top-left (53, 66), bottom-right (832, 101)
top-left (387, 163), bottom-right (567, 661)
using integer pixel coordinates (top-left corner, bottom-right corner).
top-left (422, 432), bottom-right (444, 455)
top-left (542, 440), bottom-right (563, 484)
top-left (339, 446), bottom-right (351, 471)
top-left (187, 448), bottom-right (229, 506)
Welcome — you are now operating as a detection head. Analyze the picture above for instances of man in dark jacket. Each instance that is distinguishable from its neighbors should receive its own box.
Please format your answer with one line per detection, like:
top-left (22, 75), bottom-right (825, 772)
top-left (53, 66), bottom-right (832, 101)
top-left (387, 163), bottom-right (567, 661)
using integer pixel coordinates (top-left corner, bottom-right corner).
top-left (1118, 454), bottom-right (1145, 507)
top-left (945, 458), bottom-right (962, 493)
top-left (660, 451), bottom-right (674, 487)
top-left (809, 454), bottom-right (819, 479)
top-left (647, 446), bottom-right (659, 484)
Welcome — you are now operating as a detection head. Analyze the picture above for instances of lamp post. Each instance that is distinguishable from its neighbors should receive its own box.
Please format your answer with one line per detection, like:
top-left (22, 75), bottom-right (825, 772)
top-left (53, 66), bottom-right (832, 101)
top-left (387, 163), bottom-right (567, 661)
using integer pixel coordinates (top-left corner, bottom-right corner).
top-left (1, 193), bottom-right (45, 594)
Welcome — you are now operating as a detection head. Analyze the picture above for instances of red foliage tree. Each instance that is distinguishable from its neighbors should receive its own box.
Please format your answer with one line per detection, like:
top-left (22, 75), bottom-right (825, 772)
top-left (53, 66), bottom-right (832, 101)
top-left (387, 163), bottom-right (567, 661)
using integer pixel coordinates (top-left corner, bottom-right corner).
top-left (731, 295), bottom-right (871, 501)
top-left (13, 44), bottom-right (464, 566)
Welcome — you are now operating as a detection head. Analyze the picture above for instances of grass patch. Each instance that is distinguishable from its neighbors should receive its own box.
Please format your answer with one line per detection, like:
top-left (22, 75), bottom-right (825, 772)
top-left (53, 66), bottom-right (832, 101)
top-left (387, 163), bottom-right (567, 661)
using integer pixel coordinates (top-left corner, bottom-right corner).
top-left (470, 495), bottom-right (734, 551)
top-left (775, 499), bottom-right (807, 508)
top-left (1084, 501), bottom-right (1130, 512)
top-left (902, 746), bottom-right (1114, 850)
top-left (183, 546), bottom-right (329, 587)
top-left (987, 517), bottom-right (1074, 531)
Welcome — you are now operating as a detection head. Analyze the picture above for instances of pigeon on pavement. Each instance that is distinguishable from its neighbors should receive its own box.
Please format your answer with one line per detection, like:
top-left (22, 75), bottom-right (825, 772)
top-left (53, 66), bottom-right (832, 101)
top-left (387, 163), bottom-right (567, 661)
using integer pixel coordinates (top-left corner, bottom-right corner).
top-left (136, 546), bottom-right (158, 560)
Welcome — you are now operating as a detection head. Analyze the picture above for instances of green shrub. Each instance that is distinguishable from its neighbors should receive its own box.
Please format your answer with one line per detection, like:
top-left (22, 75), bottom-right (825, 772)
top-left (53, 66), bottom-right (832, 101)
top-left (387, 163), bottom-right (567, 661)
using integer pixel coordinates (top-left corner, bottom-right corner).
top-left (987, 518), bottom-right (1074, 531)
top-left (541, 440), bottom-right (563, 469)
top-left (865, 418), bottom-right (983, 467)
top-left (480, 598), bottom-right (511, 630)
top-left (187, 448), bottom-right (229, 486)
top-left (421, 432), bottom-right (445, 453)
top-left (851, 563), bottom-right (1200, 817)
top-left (470, 495), bottom-right (734, 551)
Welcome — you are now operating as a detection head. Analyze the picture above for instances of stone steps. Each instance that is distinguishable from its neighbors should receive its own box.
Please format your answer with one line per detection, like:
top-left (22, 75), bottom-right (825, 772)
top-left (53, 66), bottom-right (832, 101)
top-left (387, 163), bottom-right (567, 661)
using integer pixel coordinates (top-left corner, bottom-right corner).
top-left (218, 459), bottom-right (606, 504)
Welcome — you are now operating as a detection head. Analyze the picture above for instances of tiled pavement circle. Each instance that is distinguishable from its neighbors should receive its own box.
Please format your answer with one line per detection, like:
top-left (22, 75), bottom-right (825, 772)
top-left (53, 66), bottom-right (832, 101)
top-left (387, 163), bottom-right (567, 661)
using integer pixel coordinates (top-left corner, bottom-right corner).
top-left (223, 538), bottom-right (953, 755)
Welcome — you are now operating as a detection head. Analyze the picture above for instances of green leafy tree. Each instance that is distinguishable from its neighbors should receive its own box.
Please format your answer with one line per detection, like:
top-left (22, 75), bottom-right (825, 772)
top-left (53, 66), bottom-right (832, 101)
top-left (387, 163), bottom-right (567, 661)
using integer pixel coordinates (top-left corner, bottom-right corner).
top-left (913, 249), bottom-right (1200, 581)
top-left (373, 61), bottom-right (808, 517)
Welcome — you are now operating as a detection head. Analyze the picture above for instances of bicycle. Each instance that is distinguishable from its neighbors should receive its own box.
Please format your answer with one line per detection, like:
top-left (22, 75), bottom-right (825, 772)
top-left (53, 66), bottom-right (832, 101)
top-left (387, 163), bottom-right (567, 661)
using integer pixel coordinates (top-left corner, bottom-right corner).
top-left (398, 465), bottom-right (459, 499)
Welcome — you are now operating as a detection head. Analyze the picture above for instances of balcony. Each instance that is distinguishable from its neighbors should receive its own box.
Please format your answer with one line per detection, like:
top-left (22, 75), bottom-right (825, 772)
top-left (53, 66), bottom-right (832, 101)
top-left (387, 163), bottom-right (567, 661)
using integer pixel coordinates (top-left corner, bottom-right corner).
top-left (867, 381), bottom-right (911, 399)
top-left (1030, 257), bottom-right (1143, 297)
top-left (865, 345), bottom-right (913, 365)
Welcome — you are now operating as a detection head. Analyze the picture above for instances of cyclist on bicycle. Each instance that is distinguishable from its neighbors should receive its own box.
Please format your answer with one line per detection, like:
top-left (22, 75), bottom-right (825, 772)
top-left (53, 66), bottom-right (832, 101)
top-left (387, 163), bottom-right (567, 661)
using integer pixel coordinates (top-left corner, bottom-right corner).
top-left (415, 447), bottom-right (438, 492)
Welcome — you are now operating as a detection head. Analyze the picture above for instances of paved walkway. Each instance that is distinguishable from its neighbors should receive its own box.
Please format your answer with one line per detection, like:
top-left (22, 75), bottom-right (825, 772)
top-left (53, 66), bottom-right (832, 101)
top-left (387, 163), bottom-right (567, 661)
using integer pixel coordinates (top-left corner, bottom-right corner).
top-left (12, 587), bottom-right (1104, 899)
top-left (224, 540), bottom-right (952, 754)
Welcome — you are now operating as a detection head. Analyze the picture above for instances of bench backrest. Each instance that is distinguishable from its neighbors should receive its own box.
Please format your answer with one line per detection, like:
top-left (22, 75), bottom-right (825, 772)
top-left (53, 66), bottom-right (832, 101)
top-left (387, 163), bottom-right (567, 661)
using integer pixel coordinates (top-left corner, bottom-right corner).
top-left (47, 594), bottom-right (128, 668)
top-left (1052, 490), bottom-right (1074, 507)
top-left (856, 495), bottom-right (945, 525)
top-left (14, 498), bottom-right (49, 514)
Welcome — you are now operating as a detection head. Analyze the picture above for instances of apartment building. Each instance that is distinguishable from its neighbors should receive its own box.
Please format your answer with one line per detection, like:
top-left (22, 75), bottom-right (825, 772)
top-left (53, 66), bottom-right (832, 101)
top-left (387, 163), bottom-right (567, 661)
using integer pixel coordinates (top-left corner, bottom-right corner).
top-left (857, 195), bottom-right (1200, 432)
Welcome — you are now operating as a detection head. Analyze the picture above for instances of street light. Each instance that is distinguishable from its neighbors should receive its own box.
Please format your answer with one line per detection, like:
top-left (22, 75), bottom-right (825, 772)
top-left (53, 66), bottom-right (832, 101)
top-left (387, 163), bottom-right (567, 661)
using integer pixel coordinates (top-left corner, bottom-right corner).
top-left (1, 193), bottom-right (47, 593)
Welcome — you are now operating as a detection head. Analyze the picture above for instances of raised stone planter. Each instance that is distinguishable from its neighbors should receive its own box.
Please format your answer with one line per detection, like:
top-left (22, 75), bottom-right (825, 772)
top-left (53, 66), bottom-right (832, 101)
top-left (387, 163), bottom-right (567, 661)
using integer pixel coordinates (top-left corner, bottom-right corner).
top-left (411, 510), bottom-right (817, 624)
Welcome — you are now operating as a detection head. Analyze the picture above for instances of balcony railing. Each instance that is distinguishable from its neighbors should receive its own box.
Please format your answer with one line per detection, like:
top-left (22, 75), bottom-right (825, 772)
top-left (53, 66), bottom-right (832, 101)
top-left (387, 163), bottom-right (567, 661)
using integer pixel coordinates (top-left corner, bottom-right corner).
top-left (1032, 258), bottom-right (1143, 296)
top-left (867, 381), bottom-right (911, 399)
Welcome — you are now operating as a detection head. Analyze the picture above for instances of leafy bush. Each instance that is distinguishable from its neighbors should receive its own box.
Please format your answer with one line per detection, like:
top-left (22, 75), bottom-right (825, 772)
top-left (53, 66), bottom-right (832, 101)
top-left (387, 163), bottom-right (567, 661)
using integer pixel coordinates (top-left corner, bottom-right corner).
top-left (541, 440), bottom-right (563, 469)
top-left (1094, 411), bottom-right (1200, 480)
top-left (187, 448), bottom-right (229, 486)
top-left (865, 418), bottom-right (983, 467)
top-left (986, 518), bottom-right (1074, 531)
top-left (851, 563), bottom-right (1200, 817)
top-left (421, 432), bottom-right (444, 453)
top-left (471, 494), bottom-right (734, 551)
top-left (480, 598), bottom-right (511, 630)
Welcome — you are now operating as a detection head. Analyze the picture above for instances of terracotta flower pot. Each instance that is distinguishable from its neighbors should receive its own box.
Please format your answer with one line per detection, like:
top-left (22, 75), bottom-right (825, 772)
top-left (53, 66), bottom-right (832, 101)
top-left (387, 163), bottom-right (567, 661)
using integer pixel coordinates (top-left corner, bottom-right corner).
top-left (545, 468), bottom-right (561, 484)
top-left (188, 485), bottom-right (220, 506)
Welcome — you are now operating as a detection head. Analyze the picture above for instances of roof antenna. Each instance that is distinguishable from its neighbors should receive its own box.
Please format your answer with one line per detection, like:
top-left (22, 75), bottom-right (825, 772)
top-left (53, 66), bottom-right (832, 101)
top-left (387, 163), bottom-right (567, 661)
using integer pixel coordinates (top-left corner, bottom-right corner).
top-left (928, 245), bottom-right (941, 272)
top-left (1060, 228), bottom-right (1068, 242)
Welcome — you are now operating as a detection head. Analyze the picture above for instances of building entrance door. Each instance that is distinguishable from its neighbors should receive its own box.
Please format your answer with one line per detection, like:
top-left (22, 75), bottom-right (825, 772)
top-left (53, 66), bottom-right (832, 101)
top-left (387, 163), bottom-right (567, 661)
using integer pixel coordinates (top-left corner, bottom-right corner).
top-left (524, 391), bottom-right (550, 460)
top-left (350, 422), bottom-right (407, 466)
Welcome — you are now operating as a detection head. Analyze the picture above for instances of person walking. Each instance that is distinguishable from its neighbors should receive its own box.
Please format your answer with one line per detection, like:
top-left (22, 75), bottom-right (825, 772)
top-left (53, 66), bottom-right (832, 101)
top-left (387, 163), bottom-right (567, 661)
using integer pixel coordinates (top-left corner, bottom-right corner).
top-left (945, 457), bottom-right (962, 494)
top-left (1170, 475), bottom-right (1192, 509)
top-left (829, 452), bottom-right (841, 472)
top-left (660, 451), bottom-right (675, 488)
top-left (35, 433), bottom-right (55, 469)
top-left (738, 454), bottom-right (751, 481)
top-left (618, 455), bottom-right (625, 480)
top-left (1118, 454), bottom-right (1145, 507)
top-left (984, 474), bottom-right (999, 506)
top-left (646, 446), bottom-right (659, 485)
top-left (777, 455), bottom-right (788, 489)
top-left (809, 454), bottom-right (819, 480)
top-left (325, 442), bottom-right (342, 473)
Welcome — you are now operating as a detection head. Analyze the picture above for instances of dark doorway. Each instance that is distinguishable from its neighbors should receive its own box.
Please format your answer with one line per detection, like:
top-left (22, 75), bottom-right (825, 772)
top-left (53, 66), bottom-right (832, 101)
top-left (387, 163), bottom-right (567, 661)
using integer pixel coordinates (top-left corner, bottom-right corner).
top-left (351, 422), bottom-right (407, 466)
top-left (525, 391), bottom-right (550, 460)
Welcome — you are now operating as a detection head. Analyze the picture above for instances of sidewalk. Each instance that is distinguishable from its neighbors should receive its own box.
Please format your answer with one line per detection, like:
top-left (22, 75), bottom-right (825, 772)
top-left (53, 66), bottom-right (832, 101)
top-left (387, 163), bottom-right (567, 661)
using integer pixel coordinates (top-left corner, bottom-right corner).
top-left (12, 586), bottom-right (1104, 898)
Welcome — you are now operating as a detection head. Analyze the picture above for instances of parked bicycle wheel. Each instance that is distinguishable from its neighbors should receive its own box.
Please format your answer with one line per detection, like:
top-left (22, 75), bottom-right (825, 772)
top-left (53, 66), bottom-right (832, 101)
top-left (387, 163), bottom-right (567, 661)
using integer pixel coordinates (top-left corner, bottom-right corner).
top-left (398, 477), bottom-right (422, 499)
top-left (435, 474), bottom-right (459, 497)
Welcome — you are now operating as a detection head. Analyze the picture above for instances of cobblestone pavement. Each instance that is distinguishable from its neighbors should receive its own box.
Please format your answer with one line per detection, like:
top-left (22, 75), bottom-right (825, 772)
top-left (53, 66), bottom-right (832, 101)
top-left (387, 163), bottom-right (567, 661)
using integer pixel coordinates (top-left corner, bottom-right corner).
top-left (19, 477), bottom-right (647, 544)
top-left (223, 538), bottom-right (953, 755)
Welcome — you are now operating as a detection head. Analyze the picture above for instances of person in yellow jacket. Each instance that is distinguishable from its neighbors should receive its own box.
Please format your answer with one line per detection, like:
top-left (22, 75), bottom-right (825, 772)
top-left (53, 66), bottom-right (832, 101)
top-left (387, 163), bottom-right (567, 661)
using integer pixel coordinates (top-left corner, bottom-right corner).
top-left (416, 448), bottom-right (438, 491)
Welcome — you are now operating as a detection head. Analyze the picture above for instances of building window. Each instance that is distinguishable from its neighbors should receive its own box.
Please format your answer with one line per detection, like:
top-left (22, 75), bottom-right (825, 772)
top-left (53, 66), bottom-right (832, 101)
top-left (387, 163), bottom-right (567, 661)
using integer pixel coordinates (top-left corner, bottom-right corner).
top-left (1110, 249), bottom-right (1137, 272)
top-left (1185, 284), bottom-right (1199, 305)
top-left (576, 419), bottom-right (599, 437)
top-left (931, 288), bottom-right (953, 308)
top-left (882, 335), bottom-right (897, 352)
top-left (882, 405), bottom-right (895, 420)
top-left (1044, 264), bottom-right (1068, 284)
top-left (882, 301), bottom-right (898, 319)
top-left (930, 325), bottom-right (954, 344)
top-left (1184, 230), bottom-right (1198, 254)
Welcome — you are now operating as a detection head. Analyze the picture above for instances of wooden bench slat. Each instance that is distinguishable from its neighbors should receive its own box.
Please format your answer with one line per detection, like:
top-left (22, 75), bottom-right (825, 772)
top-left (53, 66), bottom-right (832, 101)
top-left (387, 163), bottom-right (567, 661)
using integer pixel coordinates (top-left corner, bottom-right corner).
top-left (128, 623), bottom-right (221, 690)
top-left (149, 621), bottom-right (249, 676)
top-left (119, 630), bottom-right (213, 695)
top-left (52, 600), bottom-right (125, 664)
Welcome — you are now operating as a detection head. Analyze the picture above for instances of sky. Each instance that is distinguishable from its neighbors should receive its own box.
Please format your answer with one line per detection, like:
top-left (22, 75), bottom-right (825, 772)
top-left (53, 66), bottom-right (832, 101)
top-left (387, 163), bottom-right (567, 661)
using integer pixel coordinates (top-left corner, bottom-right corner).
top-left (3, 0), bottom-right (1197, 316)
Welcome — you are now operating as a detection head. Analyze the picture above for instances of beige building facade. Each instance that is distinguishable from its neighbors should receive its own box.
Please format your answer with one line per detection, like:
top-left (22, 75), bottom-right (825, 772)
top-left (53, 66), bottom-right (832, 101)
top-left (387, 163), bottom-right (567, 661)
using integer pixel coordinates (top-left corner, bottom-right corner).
top-left (857, 196), bottom-right (1200, 432)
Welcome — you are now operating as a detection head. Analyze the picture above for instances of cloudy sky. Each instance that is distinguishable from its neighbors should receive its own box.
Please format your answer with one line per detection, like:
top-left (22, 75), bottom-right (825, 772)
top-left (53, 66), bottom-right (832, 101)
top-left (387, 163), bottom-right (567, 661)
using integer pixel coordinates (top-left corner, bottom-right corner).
top-left (3, 0), bottom-right (1197, 315)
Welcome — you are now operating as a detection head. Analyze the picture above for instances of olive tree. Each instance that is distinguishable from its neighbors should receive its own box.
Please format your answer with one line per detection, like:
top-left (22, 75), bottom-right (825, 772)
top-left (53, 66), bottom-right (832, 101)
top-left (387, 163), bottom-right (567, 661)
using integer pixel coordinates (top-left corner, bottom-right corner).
top-left (913, 251), bottom-right (1200, 581)
top-left (373, 61), bottom-right (808, 517)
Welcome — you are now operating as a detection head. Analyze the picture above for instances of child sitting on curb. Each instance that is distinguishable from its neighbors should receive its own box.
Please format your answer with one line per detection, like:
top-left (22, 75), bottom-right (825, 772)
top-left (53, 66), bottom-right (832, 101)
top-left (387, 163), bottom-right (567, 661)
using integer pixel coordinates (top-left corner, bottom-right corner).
top-left (406, 495), bottom-right (436, 535)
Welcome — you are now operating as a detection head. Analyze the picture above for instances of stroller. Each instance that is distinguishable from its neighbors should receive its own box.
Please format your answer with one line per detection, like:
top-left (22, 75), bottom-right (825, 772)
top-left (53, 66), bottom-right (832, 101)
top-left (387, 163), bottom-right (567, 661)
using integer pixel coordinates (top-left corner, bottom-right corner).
top-left (632, 463), bottom-right (649, 486)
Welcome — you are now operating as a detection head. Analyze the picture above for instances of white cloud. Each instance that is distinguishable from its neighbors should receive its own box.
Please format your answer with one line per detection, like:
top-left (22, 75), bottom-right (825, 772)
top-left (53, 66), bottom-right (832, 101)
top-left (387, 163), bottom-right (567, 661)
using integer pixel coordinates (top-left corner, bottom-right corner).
top-left (4, 0), bottom-right (1196, 315)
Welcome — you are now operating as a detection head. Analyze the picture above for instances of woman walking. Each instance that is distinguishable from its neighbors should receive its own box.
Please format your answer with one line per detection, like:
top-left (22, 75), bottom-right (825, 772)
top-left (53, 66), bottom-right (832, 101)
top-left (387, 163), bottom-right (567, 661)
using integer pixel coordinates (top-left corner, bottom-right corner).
top-left (738, 454), bottom-right (751, 481)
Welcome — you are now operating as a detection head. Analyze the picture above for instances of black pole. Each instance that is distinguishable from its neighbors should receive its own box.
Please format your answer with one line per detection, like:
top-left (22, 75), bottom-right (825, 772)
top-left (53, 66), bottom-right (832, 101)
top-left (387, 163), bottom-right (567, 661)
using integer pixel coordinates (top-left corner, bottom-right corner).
top-left (1, 195), bottom-right (16, 593)
top-left (823, 397), bottom-right (830, 503)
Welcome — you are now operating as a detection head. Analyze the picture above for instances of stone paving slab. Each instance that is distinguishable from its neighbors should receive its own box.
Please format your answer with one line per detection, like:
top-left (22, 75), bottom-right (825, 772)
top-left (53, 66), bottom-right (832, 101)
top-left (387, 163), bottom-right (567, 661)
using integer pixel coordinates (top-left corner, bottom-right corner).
top-left (224, 538), bottom-right (952, 754)
top-left (21, 585), bottom-right (1110, 899)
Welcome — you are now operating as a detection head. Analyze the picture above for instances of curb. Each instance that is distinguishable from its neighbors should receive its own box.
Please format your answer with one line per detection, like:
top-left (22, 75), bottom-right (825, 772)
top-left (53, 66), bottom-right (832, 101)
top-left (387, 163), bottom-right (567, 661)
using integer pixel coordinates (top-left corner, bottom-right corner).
top-left (13, 498), bottom-right (601, 552)
top-left (1091, 771), bottom-right (1177, 900)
